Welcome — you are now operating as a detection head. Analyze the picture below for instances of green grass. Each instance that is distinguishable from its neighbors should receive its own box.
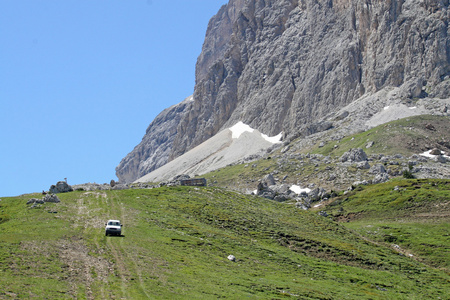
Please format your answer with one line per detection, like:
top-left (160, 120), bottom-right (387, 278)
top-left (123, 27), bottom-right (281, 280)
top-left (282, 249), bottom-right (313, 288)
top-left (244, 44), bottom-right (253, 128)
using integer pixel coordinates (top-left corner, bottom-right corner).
top-left (309, 115), bottom-right (450, 157)
top-left (0, 186), bottom-right (449, 299)
top-left (323, 178), bottom-right (450, 274)
top-left (324, 179), bottom-right (450, 219)
top-left (203, 158), bottom-right (277, 189)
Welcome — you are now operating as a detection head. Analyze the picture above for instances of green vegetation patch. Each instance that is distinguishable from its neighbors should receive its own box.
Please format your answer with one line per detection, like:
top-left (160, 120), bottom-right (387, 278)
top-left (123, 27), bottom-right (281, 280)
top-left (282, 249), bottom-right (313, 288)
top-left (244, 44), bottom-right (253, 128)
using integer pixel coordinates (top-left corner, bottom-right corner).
top-left (324, 178), bottom-right (449, 274)
top-left (0, 187), bottom-right (448, 299)
top-left (325, 179), bottom-right (450, 220)
top-left (310, 115), bottom-right (450, 157)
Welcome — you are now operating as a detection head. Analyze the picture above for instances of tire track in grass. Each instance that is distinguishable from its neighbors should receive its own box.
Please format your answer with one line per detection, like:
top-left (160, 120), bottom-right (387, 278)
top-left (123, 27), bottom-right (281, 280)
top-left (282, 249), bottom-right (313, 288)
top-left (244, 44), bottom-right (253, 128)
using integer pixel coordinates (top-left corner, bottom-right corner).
top-left (105, 191), bottom-right (129, 298)
top-left (107, 191), bottom-right (151, 299)
top-left (58, 193), bottom-right (114, 299)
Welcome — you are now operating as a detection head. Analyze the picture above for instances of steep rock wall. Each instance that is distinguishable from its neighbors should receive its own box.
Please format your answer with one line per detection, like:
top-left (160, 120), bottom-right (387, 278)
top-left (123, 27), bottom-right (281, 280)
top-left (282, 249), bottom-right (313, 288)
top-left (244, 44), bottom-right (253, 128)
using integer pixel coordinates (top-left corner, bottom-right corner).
top-left (170, 0), bottom-right (449, 160)
top-left (117, 0), bottom-right (449, 183)
top-left (115, 96), bottom-right (193, 183)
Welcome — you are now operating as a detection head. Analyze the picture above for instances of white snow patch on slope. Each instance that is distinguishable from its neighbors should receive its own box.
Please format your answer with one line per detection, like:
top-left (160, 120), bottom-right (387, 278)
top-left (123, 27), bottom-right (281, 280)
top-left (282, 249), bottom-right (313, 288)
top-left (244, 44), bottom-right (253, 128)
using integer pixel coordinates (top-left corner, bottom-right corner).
top-left (290, 185), bottom-right (311, 194)
top-left (262, 132), bottom-right (283, 144)
top-left (230, 121), bottom-right (254, 138)
top-left (420, 150), bottom-right (450, 159)
top-left (231, 121), bottom-right (282, 143)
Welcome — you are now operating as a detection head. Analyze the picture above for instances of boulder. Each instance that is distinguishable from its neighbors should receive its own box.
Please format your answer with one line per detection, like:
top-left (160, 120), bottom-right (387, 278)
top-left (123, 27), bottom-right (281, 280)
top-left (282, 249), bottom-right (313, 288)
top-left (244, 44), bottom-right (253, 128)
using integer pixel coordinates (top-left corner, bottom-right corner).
top-left (366, 141), bottom-right (374, 149)
top-left (308, 187), bottom-right (327, 202)
top-left (295, 199), bottom-right (311, 210)
top-left (373, 173), bottom-right (390, 184)
top-left (357, 161), bottom-right (371, 170)
top-left (49, 181), bottom-right (73, 194)
top-left (269, 184), bottom-right (291, 195)
top-left (340, 148), bottom-right (368, 163)
top-left (434, 155), bottom-right (447, 163)
top-left (370, 164), bottom-right (387, 174)
top-left (274, 194), bottom-right (291, 202)
top-left (430, 148), bottom-right (442, 155)
top-left (27, 198), bottom-right (44, 205)
top-left (262, 174), bottom-right (276, 186)
top-left (27, 194), bottom-right (60, 205)
top-left (43, 194), bottom-right (61, 203)
top-left (256, 181), bottom-right (269, 195)
top-left (318, 211), bottom-right (328, 217)
top-left (353, 180), bottom-right (370, 186)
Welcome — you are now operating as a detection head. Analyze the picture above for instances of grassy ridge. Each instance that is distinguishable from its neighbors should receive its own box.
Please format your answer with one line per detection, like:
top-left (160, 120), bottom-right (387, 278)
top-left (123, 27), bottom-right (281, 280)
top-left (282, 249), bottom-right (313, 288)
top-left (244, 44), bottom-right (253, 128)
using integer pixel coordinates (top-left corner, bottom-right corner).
top-left (324, 179), bottom-right (450, 272)
top-left (0, 186), bottom-right (449, 299)
top-left (202, 115), bottom-right (450, 193)
top-left (310, 115), bottom-right (450, 157)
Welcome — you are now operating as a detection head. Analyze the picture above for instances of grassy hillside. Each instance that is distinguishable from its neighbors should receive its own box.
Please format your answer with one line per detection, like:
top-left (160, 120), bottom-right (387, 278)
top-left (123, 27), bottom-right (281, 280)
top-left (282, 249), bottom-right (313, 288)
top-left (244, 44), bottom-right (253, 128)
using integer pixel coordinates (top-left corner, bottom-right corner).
top-left (0, 185), bottom-right (449, 299)
top-left (322, 178), bottom-right (450, 272)
top-left (309, 115), bottom-right (450, 157)
top-left (202, 115), bottom-right (449, 193)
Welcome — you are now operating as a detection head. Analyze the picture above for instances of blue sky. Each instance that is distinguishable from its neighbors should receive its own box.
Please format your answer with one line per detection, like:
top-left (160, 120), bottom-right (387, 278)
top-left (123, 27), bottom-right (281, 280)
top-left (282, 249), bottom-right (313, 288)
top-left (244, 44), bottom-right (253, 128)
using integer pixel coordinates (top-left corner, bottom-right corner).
top-left (0, 0), bottom-right (228, 196)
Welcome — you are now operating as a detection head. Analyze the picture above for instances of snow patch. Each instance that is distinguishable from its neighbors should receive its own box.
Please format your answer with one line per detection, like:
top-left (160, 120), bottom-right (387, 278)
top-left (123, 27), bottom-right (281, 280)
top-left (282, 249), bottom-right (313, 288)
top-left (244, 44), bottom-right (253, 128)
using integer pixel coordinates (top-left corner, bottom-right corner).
top-left (230, 121), bottom-right (282, 143)
top-left (261, 132), bottom-right (283, 144)
top-left (420, 150), bottom-right (450, 159)
top-left (409, 106), bottom-right (417, 109)
top-left (230, 121), bottom-right (254, 139)
top-left (290, 185), bottom-right (311, 194)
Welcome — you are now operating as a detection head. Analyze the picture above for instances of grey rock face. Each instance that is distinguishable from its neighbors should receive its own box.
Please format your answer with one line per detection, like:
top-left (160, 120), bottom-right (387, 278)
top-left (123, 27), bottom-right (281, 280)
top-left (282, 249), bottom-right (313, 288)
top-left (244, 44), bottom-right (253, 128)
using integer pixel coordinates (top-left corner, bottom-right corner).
top-left (49, 181), bottom-right (73, 194)
top-left (116, 96), bottom-right (193, 183)
top-left (118, 0), bottom-right (450, 182)
top-left (170, 0), bottom-right (449, 158)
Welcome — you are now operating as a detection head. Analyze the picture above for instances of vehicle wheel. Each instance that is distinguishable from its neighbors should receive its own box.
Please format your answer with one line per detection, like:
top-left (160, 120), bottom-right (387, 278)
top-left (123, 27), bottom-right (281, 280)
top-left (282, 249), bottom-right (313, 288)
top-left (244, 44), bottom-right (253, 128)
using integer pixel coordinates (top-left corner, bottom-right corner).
top-left (105, 232), bottom-right (108, 236)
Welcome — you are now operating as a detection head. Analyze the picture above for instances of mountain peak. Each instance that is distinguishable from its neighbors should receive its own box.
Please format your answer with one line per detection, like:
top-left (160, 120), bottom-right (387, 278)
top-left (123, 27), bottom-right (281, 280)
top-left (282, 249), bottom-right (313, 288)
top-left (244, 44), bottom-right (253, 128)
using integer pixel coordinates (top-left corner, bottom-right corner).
top-left (117, 0), bottom-right (449, 183)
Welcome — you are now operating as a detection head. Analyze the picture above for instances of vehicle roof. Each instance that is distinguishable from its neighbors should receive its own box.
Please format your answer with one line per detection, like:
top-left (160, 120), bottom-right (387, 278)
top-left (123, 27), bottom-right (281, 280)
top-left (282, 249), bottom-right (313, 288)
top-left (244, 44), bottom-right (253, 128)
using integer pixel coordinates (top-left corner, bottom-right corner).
top-left (107, 219), bottom-right (121, 223)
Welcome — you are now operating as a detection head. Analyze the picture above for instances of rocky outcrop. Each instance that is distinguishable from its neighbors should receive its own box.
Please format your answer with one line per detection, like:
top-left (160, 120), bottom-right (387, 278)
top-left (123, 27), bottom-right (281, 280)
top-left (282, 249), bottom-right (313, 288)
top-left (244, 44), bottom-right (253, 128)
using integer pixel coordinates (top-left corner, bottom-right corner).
top-left (27, 194), bottom-right (61, 208)
top-left (117, 0), bottom-right (449, 182)
top-left (170, 0), bottom-right (449, 159)
top-left (49, 181), bottom-right (73, 194)
top-left (116, 96), bottom-right (193, 183)
top-left (72, 182), bottom-right (129, 191)
top-left (340, 148), bottom-right (368, 163)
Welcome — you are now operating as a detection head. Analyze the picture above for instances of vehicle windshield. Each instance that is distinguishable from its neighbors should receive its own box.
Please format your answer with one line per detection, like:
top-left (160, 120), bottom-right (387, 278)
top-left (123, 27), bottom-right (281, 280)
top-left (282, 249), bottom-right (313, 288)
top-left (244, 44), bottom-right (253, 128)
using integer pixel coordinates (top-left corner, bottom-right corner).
top-left (108, 221), bottom-right (120, 226)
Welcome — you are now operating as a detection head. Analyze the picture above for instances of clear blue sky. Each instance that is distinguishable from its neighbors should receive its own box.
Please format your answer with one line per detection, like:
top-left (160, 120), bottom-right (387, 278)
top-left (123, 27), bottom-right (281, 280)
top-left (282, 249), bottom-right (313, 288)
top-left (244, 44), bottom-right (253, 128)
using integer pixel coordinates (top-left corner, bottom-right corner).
top-left (0, 0), bottom-right (228, 196)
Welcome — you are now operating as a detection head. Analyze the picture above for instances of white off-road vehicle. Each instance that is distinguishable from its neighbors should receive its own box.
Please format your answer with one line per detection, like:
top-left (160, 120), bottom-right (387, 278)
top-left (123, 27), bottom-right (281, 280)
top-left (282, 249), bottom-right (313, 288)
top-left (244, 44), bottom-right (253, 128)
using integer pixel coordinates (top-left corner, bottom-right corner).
top-left (105, 220), bottom-right (122, 236)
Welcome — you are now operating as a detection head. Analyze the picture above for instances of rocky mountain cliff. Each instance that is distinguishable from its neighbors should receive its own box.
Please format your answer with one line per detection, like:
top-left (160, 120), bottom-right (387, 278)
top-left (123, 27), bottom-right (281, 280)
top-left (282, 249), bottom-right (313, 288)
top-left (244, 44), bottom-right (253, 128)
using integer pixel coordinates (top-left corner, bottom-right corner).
top-left (117, 0), bottom-right (449, 183)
